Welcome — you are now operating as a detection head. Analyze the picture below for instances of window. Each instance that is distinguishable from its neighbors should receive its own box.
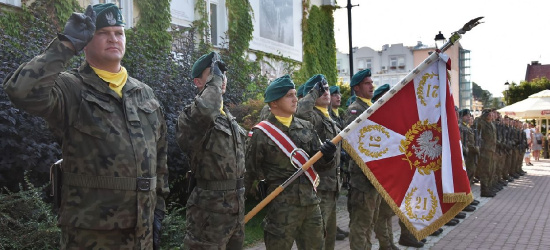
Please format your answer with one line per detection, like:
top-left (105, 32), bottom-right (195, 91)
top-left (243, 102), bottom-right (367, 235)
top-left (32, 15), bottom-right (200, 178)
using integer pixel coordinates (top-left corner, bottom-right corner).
top-left (210, 3), bottom-right (218, 45)
top-left (366, 58), bottom-right (372, 70)
top-left (93, 0), bottom-right (133, 28)
top-left (390, 57), bottom-right (397, 68)
top-left (0, 0), bottom-right (21, 7)
top-left (398, 57), bottom-right (405, 68)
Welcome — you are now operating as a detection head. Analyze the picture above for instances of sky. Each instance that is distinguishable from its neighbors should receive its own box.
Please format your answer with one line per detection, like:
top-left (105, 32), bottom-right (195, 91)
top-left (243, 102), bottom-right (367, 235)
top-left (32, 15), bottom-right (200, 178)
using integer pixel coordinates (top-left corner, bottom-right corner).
top-left (333, 0), bottom-right (550, 97)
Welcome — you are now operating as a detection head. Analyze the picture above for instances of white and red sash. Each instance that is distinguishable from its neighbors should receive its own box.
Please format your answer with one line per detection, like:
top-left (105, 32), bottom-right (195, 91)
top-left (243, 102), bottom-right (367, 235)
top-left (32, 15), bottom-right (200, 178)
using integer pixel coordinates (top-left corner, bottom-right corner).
top-left (253, 121), bottom-right (320, 190)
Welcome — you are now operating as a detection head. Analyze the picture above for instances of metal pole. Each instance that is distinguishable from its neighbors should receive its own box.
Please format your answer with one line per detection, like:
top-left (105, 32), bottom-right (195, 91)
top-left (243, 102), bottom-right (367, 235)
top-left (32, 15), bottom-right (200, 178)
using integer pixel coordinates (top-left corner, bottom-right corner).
top-left (347, 0), bottom-right (354, 82)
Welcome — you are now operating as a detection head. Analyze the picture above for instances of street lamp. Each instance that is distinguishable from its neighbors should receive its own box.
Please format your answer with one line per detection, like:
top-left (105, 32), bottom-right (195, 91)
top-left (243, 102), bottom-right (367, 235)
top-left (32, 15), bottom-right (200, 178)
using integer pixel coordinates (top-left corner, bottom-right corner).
top-left (434, 31), bottom-right (446, 49)
top-left (504, 81), bottom-right (510, 105)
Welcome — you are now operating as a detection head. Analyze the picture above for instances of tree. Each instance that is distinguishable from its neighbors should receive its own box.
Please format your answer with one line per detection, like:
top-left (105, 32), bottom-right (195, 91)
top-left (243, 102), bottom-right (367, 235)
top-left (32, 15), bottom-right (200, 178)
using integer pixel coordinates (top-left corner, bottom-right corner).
top-left (505, 77), bottom-right (550, 105)
top-left (472, 82), bottom-right (492, 108)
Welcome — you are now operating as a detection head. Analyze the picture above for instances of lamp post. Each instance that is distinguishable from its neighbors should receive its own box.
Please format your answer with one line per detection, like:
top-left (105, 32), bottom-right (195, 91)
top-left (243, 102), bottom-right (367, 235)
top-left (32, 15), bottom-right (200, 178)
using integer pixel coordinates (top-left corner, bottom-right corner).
top-left (434, 31), bottom-right (446, 50)
top-left (504, 81), bottom-right (510, 105)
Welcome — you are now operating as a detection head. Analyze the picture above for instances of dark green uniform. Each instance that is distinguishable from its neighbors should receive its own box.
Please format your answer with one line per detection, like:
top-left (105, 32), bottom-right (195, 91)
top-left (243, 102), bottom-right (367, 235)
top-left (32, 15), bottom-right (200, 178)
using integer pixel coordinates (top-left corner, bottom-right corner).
top-left (460, 121), bottom-right (478, 183)
top-left (3, 38), bottom-right (169, 249)
top-left (177, 74), bottom-right (247, 249)
top-left (344, 97), bottom-right (382, 249)
top-left (296, 87), bottom-right (341, 250)
top-left (477, 115), bottom-right (496, 195)
top-left (245, 114), bottom-right (334, 250)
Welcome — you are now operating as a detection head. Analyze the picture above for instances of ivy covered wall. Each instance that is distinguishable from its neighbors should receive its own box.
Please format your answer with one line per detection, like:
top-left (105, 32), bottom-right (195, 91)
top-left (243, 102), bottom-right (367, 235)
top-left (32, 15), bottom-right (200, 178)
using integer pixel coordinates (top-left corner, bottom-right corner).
top-left (295, 4), bottom-right (338, 86)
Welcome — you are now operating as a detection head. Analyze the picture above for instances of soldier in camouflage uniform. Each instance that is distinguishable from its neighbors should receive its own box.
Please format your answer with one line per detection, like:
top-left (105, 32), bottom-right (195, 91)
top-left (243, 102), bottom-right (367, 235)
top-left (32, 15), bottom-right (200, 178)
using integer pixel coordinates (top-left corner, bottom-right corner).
top-left (245, 75), bottom-right (337, 250)
top-left (3, 4), bottom-right (169, 249)
top-left (177, 52), bottom-right (247, 249)
top-left (477, 109), bottom-right (497, 197)
top-left (329, 86), bottom-right (344, 130)
top-left (296, 74), bottom-right (342, 249)
top-left (343, 69), bottom-right (382, 249)
top-left (459, 109), bottom-right (478, 184)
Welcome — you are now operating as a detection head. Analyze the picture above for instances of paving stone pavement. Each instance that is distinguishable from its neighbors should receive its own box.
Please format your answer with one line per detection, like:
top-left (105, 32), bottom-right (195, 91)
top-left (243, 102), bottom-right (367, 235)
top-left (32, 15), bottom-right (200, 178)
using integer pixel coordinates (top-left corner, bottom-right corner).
top-left (246, 159), bottom-right (550, 249)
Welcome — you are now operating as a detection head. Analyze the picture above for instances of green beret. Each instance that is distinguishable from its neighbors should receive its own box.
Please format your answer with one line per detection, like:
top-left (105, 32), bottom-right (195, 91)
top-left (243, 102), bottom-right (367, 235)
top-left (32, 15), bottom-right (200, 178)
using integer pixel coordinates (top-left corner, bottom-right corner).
top-left (350, 69), bottom-right (371, 87)
top-left (459, 109), bottom-right (471, 117)
top-left (329, 86), bottom-right (340, 95)
top-left (303, 74), bottom-right (327, 94)
top-left (191, 52), bottom-right (216, 79)
top-left (481, 109), bottom-right (492, 116)
top-left (372, 84), bottom-right (390, 102)
top-left (264, 75), bottom-right (295, 103)
top-left (297, 84), bottom-right (305, 98)
top-left (93, 3), bottom-right (125, 30)
top-left (346, 95), bottom-right (357, 107)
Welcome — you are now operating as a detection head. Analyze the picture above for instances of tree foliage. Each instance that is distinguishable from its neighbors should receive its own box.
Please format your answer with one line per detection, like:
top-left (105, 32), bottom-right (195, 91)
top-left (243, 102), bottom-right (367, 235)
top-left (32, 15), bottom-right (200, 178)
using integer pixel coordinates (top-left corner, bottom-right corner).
top-left (505, 77), bottom-right (550, 105)
top-left (472, 82), bottom-right (492, 108)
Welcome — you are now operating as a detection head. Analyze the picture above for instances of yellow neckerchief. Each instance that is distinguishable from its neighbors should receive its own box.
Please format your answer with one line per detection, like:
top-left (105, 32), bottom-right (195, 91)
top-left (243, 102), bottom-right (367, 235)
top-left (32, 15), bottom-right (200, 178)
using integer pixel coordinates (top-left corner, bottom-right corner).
top-left (357, 96), bottom-right (373, 106)
top-left (220, 100), bottom-right (226, 116)
top-left (462, 121), bottom-right (469, 128)
top-left (332, 108), bottom-right (339, 116)
top-left (91, 66), bottom-right (128, 97)
top-left (275, 115), bottom-right (293, 127)
top-left (315, 106), bottom-right (330, 118)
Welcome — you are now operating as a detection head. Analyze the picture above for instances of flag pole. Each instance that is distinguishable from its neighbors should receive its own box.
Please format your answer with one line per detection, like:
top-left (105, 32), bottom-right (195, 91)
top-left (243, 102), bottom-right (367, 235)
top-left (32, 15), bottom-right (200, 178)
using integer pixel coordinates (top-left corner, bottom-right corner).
top-left (244, 17), bottom-right (483, 224)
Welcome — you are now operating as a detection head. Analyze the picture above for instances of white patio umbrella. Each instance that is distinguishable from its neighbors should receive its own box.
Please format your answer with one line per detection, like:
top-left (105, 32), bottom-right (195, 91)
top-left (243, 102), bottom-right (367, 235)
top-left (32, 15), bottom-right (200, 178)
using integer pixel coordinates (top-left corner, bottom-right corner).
top-left (498, 89), bottom-right (550, 119)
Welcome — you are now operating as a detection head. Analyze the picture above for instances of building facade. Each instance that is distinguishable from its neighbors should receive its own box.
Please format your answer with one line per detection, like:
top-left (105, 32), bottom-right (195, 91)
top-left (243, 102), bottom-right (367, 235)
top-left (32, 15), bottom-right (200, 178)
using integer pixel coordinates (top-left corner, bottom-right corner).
top-left (337, 40), bottom-right (473, 109)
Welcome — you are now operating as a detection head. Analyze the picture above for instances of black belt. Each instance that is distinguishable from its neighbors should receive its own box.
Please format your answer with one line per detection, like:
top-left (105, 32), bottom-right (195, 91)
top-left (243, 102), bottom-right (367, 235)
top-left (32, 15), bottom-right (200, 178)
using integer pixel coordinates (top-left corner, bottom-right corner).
top-left (196, 178), bottom-right (244, 191)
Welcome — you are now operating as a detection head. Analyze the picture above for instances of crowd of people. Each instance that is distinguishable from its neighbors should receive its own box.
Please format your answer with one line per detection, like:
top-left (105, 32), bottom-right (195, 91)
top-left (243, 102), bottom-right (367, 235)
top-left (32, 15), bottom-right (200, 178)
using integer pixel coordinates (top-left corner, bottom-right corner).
top-left (2, 3), bottom-right (545, 250)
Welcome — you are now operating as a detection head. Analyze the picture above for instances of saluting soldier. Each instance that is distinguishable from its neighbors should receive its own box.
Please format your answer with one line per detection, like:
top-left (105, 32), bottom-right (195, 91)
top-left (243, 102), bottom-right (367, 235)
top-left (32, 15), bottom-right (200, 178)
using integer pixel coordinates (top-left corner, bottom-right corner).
top-left (3, 4), bottom-right (169, 248)
top-left (245, 75), bottom-right (337, 249)
top-left (343, 69), bottom-right (382, 249)
top-left (177, 52), bottom-right (247, 249)
top-left (296, 74), bottom-right (342, 249)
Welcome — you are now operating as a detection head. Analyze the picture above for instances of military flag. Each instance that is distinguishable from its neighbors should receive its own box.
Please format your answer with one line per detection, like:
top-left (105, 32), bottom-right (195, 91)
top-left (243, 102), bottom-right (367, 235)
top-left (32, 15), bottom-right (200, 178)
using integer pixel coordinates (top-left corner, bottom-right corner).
top-left (341, 52), bottom-right (473, 239)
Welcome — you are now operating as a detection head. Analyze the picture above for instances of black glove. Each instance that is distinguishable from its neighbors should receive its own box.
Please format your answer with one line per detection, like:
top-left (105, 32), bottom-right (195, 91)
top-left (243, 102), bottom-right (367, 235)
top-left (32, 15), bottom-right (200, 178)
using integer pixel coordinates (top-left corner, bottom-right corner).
top-left (340, 150), bottom-right (349, 162)
top-left (210, 52), bottom-right (226, 77)
top-left (319, 139), bottom-right (336, 161)
top-left (153, 209), bottom-right (165, 250)
top-left (59, 5), bottom-right (96, 53)
top-left (315, 78), bottom-right (329, 93)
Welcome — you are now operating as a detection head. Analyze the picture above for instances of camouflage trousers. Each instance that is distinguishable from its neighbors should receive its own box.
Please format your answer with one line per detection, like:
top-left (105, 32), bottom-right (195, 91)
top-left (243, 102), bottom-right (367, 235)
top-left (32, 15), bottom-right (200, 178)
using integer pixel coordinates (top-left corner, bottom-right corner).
top-left (262, 202), bottom-right (324, 250)
top-left (347, 186), bottom-right (381, 250)
top-left (465, 155), bottom-right (478, 183)
top-left (478, 150), bottom-right (494, 193)
top-left (374, 198), bottom-right (395, 249)
top-left (183, 204), bottom-right (244, 249)
top-left (317, 190), bottom-right (338, 250)
top-left (61, 226), bottom-right (150, 249)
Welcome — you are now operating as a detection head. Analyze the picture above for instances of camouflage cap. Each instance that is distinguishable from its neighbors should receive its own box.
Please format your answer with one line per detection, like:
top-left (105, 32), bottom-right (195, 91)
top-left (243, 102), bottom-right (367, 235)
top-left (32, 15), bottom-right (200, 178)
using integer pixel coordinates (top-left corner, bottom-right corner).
top-left (372, 84), bottom-right (390, 101)
top-left (191, 52), bottom-right (216, 79)
top-left (297, 84), bottom-right (305, 98)
top-left (303, 74), bottom-right (327, 94)
top-left (93, 3), bottom-right (125, 30)
top-left (350, 69), bottom-right (371, 87)
top-left (264, 75), bottom-right (295, 103)
top-left (329, 86), bottom-right (340, 95)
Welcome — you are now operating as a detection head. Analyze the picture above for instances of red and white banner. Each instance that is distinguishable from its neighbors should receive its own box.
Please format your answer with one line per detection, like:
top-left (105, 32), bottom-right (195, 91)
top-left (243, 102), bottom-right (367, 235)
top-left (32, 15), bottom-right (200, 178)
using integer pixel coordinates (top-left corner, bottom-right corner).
top-left (341, 53), bottom-right (473, 239)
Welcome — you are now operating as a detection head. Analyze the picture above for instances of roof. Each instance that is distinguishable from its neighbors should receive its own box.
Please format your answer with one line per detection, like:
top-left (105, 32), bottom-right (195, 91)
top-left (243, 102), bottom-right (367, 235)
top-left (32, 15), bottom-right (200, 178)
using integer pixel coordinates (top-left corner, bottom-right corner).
top-left (525, 61), bottom-right (550, 82)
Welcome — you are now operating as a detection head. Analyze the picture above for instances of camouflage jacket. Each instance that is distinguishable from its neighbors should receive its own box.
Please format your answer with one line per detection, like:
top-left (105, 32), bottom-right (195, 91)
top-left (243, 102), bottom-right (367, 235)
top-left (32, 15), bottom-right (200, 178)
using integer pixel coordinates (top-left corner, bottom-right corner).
top-left (176, 74), bottom-right (246, 214)
top-left (478, 118), bottom-right (496, 152)
top-left (296, 88), bottom-right (341, 192)
top-left (245, 114), bottom-right (334, 206)
top-left (259, 104), bottom-right (271, 121)
top-left (329, 108), bottom-right (345, 130)
top-left (460, 122), bottom-right (477, 157)
top-left (3, 38), bottom-right (169, 234)
top-left (343, 97), bottom-right (374, 192)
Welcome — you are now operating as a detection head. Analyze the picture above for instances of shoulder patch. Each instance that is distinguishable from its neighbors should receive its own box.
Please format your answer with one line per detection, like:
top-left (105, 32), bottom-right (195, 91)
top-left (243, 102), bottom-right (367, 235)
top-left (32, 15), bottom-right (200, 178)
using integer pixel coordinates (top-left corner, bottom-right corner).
top-left (351, 110), bottom-right (357, 114)
top-left (248, 131), bottom-right (254, 137)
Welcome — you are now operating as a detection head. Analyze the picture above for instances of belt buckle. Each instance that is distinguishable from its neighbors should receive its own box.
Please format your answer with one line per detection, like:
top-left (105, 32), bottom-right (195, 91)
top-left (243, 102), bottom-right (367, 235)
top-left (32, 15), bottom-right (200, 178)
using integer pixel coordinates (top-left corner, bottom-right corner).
top-left (137, 177), bottom-right (151, 191)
